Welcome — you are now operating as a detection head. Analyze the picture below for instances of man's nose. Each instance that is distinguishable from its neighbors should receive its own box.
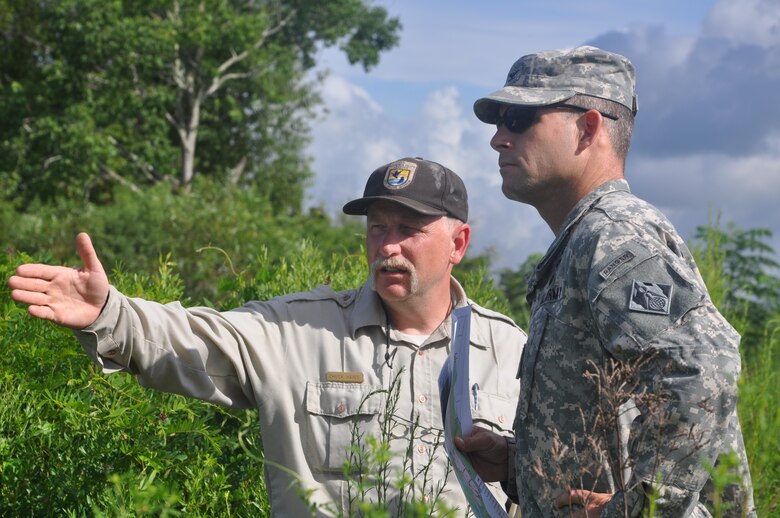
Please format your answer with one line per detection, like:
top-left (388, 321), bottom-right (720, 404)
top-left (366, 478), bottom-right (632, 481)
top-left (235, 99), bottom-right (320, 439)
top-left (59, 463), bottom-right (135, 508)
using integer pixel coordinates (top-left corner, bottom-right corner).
top-left (379, 229), bottom-right (403, 256)
top-left (490, 127), bottom-right (511, 151)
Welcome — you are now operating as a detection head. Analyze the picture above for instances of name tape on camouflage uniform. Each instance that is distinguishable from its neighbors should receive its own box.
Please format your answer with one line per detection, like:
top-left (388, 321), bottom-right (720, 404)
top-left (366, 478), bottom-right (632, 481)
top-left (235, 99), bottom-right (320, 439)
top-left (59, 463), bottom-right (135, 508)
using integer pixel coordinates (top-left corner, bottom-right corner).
top-left (600, 250), bottom-right (635, 279)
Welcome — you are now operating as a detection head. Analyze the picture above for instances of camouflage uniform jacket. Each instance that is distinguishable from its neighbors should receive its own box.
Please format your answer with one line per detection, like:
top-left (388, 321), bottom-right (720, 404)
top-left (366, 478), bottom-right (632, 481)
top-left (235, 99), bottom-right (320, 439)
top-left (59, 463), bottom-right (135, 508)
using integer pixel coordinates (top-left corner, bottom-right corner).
top-left (74, 277), bottom-right (525, 517)
top-left (512, 180), bottom-right (755, 517)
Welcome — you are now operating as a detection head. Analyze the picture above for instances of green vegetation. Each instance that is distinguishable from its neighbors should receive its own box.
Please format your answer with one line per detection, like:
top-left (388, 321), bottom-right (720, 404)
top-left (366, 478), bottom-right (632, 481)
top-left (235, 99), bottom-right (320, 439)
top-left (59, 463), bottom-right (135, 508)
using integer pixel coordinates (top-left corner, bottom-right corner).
top-left (2, 190), bottom-right (778, 515)
top-left (0, 171), bottom-right (510, 516)
top-left (1, 178), bottom-right (367, 304)
top-left (0, 0), bottom-right (400, 212)
top-left (691, 222), bottom-right (780, 516)
top-left (1, 1), bottom-right (777, 515)
top-left (1, 249), bottom-right (270, 516)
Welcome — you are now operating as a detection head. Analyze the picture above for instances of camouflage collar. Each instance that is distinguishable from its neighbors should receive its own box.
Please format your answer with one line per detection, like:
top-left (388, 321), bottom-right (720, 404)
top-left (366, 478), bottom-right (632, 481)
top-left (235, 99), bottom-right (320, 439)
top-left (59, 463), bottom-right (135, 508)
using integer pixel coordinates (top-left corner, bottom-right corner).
top-left (526, 179), bottom-right (630, 298)
top-left (560, 179), bottom-right (630, 236)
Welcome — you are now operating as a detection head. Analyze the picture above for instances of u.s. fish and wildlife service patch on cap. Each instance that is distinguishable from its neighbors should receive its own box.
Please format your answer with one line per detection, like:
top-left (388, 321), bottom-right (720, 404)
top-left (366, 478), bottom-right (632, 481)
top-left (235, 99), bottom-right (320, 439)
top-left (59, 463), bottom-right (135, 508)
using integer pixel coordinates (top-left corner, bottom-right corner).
top-left (384, 160), bottom-right (417, 190)
top-left (629, 280), bottom-right (672, 315)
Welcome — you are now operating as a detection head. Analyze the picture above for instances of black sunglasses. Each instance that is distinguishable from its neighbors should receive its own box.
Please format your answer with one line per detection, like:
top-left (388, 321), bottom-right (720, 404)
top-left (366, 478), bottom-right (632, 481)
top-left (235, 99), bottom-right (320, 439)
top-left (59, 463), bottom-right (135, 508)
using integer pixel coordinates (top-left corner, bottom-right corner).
top-left (495, 103), bottom-right (618, 134)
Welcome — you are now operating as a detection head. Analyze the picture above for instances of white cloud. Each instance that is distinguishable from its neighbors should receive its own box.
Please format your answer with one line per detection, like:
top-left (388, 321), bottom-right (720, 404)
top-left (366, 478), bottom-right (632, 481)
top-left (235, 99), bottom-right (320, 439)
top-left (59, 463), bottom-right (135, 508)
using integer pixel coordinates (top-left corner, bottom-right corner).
top-left (319, 75), bottom-right (383, 112)
top-left (307, 75), bottom-right (402, 210)
top-left (308, 80), bottom-right (556, 269)
top-left (306, 0), bottom-right (780, 272)
top-left (704, 0), bottom-right (780, 47)
top-left (630, 142), bottom-right (780, 258)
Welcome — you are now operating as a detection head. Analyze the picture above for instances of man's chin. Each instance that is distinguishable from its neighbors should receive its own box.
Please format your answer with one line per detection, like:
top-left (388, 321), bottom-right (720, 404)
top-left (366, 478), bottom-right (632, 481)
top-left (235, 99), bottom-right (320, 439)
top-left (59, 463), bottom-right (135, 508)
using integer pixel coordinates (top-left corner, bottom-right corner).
top-left (375, 282), bottom-right (411, 302)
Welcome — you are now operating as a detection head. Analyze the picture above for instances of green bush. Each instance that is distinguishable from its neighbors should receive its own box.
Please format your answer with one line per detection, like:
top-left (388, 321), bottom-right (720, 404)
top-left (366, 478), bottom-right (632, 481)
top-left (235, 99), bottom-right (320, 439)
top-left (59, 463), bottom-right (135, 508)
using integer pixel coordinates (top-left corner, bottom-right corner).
top-left (693, 223), bottom-right (780, 516)
top-left (1, 251), bottom-right (269, 516)
top-left (737, 320), bottom-right (780, 515)
top-left (1, 178), bottom-right (365, 304)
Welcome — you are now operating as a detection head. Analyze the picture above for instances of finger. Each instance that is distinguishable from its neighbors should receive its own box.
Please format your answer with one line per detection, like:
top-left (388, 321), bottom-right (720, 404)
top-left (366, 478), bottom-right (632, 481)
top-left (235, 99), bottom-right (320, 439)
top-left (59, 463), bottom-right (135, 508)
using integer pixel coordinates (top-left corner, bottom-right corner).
top-left (7, 276), bottom-right (50, 293)
top-left (76, 232), bottom-right (103, 273)
top-left (553, 489), bottom-right (581, 508)
top-left (454, 434), bottom-right (483, 453)
top-left (28, 304), bottom-right (56, 322)
top-left (14, 263), bottom-right (63, 281)
top-left (10, 289), bottom-right (51, 307)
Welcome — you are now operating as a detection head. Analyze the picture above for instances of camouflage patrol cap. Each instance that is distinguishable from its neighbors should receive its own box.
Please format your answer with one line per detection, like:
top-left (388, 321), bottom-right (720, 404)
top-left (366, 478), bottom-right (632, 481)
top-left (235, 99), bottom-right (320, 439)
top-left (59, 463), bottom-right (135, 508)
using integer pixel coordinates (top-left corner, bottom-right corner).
top-left (474, 45), bottom-right (638, 123)
top-left (343, 157), bottom-right (468, 222)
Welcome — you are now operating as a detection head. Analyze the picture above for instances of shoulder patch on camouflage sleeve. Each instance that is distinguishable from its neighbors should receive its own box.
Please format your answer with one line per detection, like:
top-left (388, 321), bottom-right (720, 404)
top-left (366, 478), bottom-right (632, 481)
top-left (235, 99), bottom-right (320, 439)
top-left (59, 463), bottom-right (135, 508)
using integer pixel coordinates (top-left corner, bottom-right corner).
top-left (628, 280), bottom-right (672, 315)
top-left (594, 254), bottom-right (705, 354)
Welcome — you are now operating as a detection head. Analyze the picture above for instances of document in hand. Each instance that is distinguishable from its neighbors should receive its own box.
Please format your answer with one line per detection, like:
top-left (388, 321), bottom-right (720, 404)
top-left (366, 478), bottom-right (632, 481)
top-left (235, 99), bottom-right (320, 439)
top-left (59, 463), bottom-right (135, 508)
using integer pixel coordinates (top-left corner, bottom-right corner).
top-left (438, 305), bottom-right (509, 518)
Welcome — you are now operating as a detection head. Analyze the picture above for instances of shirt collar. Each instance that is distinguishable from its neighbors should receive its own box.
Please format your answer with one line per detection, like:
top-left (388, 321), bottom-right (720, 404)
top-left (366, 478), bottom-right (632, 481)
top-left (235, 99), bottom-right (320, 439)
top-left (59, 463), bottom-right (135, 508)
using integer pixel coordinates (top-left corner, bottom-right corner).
top-left (349, 277), bottom-right (488, 349)
top-left (527, 179), bottom-right (630, 297)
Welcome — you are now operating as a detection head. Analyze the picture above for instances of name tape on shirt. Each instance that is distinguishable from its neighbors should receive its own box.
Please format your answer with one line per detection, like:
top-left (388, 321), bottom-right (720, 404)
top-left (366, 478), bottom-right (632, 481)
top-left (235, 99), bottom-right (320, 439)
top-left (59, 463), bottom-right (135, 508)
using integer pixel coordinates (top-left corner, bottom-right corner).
top-left (326, 371), bottom-right (365, 384)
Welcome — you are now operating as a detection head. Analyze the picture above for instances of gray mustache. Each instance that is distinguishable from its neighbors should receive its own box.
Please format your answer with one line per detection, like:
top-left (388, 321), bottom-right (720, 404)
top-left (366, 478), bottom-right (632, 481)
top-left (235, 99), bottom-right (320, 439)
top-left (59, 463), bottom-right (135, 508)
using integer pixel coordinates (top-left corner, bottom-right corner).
top-left (371, 257), bottom-right (414, 273)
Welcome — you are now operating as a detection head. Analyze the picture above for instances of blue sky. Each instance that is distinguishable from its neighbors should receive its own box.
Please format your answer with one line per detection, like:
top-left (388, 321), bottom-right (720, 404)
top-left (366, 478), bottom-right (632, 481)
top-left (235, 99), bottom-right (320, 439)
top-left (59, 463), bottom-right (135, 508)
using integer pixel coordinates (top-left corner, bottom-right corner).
top-left (306, 0), bottom-right (780, 271)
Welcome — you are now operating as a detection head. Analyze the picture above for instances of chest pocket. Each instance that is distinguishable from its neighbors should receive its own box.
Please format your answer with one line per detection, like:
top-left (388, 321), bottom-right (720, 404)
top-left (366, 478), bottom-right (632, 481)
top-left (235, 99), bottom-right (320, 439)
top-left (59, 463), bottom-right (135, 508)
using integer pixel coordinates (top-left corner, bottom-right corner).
top-left (472, 391), bottom-right (516, 434)
top-left (304, 381), bottom-right (384, 473)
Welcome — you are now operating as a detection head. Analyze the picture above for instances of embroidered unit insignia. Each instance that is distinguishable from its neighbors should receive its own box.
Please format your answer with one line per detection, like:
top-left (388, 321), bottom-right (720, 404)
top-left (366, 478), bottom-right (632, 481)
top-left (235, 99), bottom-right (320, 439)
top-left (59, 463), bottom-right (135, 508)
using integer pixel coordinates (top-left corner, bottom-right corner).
top-left (629, 280), bottom-right (672, 315)
top-left (384, 161), bottom-right (417, 189)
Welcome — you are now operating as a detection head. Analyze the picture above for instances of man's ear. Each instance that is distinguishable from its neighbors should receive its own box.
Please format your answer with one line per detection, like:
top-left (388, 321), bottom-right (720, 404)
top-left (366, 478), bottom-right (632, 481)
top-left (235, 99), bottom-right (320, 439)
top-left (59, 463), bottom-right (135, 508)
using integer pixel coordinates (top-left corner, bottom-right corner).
top-left (577, 109), bottom-right (604, 152)
top-left (450, 223), bottom-right (471, 265)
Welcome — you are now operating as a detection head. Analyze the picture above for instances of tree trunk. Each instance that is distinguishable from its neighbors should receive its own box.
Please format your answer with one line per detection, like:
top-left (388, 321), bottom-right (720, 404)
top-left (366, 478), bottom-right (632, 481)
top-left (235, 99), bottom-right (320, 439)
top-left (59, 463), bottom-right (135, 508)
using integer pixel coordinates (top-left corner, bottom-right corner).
top-left (180, 98), bottom-right (201, 190)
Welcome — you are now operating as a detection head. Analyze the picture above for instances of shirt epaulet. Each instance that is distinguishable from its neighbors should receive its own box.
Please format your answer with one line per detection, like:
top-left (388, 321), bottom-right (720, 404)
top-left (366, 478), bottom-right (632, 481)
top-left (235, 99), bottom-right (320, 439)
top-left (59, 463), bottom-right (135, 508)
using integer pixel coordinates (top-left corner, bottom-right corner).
top-left (469, 301), bottom-right (524, 332)
top-left (272, 285), bottom-right (357, 308)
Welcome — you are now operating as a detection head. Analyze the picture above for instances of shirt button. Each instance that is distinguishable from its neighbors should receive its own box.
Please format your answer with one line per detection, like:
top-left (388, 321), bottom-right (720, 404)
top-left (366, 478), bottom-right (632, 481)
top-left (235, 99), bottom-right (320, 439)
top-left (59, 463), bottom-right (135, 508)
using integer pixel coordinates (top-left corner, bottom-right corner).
top-left (336, 403), bottom-right (346, 415)
top-left (418, 394), bottom-right (427, 404)
top-left (498, 415), bottom-right (505, 424)
top-left (417, 444), bottom-right (426, 454)
top-left (417, 350), bottom-right (424, 356)
top-left (103, 349), bottom-right (118, 357)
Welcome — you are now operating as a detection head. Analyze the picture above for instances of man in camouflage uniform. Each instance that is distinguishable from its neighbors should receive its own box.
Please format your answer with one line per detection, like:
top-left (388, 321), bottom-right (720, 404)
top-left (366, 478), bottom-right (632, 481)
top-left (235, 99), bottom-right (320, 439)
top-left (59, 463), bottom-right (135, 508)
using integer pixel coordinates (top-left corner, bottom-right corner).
top-left (8, 157), bottom-right (525, 516)
top-left (456, 46), bottom-right (755, 517)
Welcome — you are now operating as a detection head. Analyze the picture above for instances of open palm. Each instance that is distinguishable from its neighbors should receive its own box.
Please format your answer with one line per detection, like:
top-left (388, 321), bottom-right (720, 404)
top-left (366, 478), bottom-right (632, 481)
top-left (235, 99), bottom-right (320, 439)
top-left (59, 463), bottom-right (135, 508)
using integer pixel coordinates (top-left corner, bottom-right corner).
top-left (8, 233), bottom-right (109, 329)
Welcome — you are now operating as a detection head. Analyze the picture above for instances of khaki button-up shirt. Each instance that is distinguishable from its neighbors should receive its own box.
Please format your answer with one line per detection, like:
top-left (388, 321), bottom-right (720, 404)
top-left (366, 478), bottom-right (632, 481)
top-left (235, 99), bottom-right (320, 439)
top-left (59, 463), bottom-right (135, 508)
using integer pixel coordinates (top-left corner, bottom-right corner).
top-left (76, 277), bottom-right (526, 516)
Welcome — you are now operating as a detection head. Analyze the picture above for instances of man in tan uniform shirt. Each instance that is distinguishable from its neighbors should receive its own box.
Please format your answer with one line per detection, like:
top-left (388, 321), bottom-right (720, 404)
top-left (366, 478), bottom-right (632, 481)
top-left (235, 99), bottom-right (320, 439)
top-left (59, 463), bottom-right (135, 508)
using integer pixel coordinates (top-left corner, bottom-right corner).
top-left (9, 157), bottom-right (526, 516)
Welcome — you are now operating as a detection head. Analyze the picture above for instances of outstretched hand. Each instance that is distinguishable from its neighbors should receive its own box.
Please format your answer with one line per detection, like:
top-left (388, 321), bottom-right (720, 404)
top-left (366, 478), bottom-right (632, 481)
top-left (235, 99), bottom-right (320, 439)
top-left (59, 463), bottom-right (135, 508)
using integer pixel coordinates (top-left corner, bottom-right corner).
top-left (454, 426), bottom-right (509, 483)
top-left (8, 232), bottom-right (109, 329)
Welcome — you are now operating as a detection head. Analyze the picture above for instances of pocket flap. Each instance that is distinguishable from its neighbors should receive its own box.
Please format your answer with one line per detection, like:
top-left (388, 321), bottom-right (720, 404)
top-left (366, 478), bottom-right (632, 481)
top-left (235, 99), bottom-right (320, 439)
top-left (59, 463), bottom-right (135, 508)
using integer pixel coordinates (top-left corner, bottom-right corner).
top-left (472, 392), bottom-right (516, 433)
top-left (306, 381), bottom-right (384, 418)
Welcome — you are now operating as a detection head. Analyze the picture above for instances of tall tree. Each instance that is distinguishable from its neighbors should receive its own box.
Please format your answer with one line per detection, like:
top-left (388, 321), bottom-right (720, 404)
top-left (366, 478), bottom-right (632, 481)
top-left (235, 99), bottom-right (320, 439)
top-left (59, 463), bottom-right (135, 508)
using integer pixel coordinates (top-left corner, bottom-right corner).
top-left (0, 0), bottom-right (400, 213)
top-left (693, 221), bottom-right (780, 348)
